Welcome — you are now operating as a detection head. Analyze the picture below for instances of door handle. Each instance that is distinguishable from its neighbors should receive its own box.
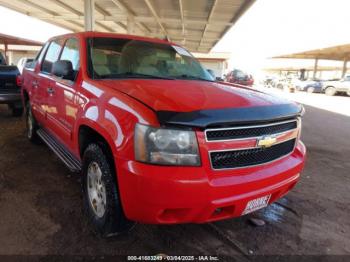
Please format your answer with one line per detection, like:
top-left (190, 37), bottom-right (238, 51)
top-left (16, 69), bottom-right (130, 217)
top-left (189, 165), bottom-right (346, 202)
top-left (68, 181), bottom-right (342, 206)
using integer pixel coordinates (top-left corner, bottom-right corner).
top-left (32, 80), bottom-right (38, 88)
top-left (47, 87), bottom-right (55, 95)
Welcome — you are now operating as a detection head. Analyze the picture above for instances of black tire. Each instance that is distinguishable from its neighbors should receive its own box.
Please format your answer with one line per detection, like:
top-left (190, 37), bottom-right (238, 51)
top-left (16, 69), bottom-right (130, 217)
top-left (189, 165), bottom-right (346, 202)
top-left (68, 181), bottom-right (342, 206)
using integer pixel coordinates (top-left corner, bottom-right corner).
top-left (12, 107), bottom-right (23, 117)
top-left (307, 87), bottom-right (315, 93)
top-left (82, 143), bottom-right (135, 237)
top-left (325, 87), bottom-right (336, 96)
top-left (26, 102), bottom-right (39, 143)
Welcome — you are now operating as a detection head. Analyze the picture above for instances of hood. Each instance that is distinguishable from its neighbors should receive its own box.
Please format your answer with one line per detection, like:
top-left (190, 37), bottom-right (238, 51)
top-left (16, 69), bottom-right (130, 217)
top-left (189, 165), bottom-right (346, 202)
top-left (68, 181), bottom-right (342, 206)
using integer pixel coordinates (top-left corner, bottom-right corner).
top-left (100, 79), bottom-right (302, 128)
top-left (101, 79), bottom-right (289, 111)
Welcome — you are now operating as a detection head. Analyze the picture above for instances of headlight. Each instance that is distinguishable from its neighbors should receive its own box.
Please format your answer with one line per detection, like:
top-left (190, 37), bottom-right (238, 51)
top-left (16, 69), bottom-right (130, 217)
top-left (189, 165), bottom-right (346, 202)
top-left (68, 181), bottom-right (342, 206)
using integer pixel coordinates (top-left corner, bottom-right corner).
top-left (297, 117), bottom-right (302, 141)
top-left (134, 123), bottom-right (201, 166)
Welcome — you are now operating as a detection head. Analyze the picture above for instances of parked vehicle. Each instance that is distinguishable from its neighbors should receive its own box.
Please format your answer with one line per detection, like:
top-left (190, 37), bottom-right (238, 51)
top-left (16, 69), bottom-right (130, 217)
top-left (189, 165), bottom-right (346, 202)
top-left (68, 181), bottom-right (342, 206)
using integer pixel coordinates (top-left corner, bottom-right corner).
top-left (323, 75), bottom-right (350, 96)
top-left (294, 79), bottom-right (324, 93)
top-left (275, 76), bottom-right (296, 93)
top-left (17, 57), bottom-right (34, 74)
top-left (225, 69), bottom-right (254, 86)
top-left (22, 32), bottom-right (306, 237)
top-left (0, 52), bottom-right (23, 116)
top-left (263, 75), bottom-right (278, 88)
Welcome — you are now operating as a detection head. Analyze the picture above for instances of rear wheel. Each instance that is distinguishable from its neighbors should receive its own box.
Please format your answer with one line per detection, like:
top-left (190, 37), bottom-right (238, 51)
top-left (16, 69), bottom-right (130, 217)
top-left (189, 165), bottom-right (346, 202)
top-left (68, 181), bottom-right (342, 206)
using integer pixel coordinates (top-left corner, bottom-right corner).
top-left (325, 87), bottom-right (336, 96)
top-left (26, 102), bottom-right (39, 143)
top-left (307, 87), bottom-right (315, 93)
top-left (11, 107), bottom-right (23, 117)
top-left (82, 143), bottom-right (135, 237)
top-left (8, 104), bottom-right (23, 117)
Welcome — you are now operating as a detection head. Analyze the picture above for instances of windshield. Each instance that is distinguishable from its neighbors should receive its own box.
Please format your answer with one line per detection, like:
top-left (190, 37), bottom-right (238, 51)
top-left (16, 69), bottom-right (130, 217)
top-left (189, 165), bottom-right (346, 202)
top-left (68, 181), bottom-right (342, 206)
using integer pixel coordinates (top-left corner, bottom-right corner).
top-left (87, 37), bottom-right (214, 81)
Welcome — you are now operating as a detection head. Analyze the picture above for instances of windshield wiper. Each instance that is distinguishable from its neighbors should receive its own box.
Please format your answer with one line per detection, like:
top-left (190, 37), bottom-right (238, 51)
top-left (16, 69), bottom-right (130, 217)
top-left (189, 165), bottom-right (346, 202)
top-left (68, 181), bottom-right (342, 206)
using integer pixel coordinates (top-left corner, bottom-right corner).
top-left (99, 72), bottom-right (174, 80)
top-left (172, 74), bottom-right (214, 82)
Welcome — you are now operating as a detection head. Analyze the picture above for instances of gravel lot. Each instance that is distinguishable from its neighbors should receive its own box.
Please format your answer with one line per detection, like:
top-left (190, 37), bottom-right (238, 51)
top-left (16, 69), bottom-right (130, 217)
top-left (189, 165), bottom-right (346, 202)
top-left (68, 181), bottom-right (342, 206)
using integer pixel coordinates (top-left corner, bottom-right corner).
top-left (0, 92), bottom-right (349, 259)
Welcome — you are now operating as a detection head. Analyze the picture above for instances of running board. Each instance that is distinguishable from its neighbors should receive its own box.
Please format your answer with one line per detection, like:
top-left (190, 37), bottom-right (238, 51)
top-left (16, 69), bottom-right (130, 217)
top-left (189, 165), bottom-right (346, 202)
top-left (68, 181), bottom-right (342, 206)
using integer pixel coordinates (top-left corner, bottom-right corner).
top-left (37, 128), bottom-right (82, 173)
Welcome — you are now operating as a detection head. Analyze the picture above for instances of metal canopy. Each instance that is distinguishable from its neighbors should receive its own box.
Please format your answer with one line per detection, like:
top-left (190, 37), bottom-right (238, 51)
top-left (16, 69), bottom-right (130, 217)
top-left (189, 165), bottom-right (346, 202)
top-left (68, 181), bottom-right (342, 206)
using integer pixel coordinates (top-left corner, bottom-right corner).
top-left (0, 0), bottom-right (255, 53)
top-left (264, 66), bottom-right (346, 72)
top-left (273, 43), bottom-right (350, 61)
top-left (273, 43), bottom-right (350, 78)
top-left (0, 32), bottom-right (43, 46)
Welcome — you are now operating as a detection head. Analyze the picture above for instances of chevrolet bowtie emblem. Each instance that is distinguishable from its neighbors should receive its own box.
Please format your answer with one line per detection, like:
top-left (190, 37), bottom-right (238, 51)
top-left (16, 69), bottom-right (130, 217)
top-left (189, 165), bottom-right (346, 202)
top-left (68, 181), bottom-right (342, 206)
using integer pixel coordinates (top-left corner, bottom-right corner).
top-left (257, 136), bottom-right (277, 148)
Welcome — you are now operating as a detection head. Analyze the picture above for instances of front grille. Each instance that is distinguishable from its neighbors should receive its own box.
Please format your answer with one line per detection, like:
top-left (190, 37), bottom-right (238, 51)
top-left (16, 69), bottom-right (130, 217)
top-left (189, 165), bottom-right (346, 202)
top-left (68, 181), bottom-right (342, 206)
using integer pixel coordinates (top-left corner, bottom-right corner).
top-left (210, 139), bottom-right (296, 170)
top-left (206, 120), bottom-right (297, 141)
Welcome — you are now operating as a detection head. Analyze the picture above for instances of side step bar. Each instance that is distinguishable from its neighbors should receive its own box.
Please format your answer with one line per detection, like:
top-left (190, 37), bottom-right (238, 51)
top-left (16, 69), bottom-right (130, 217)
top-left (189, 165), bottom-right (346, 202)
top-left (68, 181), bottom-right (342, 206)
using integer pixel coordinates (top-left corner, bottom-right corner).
top-left (37, 128), bottom-right (82, 173)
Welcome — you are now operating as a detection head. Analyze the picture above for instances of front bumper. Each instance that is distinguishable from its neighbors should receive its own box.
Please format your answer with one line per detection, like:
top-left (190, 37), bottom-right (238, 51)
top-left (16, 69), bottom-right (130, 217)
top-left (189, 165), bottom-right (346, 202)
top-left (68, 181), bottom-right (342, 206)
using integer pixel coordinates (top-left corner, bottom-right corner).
top-left (116, 141), bottom-right (306, 224)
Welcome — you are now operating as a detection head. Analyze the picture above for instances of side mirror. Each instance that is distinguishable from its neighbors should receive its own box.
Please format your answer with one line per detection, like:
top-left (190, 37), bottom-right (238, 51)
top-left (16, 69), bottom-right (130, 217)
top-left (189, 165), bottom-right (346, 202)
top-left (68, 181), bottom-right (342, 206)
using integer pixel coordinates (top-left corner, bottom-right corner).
top-left (52, 60), bottom-right (74, 81)
top-left (24, 61), bottom-right (34, 70)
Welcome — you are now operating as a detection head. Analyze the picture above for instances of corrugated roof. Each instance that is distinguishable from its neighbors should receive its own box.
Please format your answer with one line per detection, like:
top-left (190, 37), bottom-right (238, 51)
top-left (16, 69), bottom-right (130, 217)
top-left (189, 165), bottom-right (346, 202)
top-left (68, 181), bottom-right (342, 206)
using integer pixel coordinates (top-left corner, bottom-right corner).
top-left (0, 0), bottom-right (255, 53)
top-left (273, 43), bottom-right (350, 61)
top-left (0, 32), bottom-right (43, 46)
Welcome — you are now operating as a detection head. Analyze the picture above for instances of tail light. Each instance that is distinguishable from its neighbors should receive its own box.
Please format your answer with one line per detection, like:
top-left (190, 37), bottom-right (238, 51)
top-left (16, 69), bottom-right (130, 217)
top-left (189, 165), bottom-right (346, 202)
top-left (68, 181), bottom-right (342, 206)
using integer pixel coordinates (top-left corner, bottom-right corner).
top-left (16, 75), bottom-right (22, 87)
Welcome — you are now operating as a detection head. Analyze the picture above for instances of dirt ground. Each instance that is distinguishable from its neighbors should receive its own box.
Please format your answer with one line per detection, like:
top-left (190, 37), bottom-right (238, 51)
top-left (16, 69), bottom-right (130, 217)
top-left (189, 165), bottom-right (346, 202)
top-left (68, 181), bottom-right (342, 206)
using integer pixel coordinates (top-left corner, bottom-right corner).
top-left (0, 102), bottom-right (349, 260)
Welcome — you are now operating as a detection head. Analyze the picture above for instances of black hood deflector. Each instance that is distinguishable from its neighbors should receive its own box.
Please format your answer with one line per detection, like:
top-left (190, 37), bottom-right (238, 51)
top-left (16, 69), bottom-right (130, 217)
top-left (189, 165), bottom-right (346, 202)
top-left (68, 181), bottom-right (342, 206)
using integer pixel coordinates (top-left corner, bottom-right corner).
top-left (156, 103), bottom-right (302, 129)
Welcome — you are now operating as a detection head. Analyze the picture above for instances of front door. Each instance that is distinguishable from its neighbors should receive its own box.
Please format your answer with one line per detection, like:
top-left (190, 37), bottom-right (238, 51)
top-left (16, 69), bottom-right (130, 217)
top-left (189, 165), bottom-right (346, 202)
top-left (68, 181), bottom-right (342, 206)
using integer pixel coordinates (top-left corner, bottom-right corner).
top-left (51, 37), bottom-right (81, 148)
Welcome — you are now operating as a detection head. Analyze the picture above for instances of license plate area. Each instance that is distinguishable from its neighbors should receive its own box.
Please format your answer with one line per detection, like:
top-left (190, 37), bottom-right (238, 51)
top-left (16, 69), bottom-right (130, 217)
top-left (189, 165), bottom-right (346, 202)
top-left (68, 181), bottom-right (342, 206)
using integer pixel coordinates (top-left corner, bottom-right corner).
top-left (242, 195), bottom-right (271, 215)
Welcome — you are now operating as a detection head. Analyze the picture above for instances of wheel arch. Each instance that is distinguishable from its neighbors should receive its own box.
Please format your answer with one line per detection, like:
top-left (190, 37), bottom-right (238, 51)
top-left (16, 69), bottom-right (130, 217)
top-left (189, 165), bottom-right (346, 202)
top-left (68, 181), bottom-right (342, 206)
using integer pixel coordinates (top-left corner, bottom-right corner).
top-left (77, 123), bottom-right (116, 161)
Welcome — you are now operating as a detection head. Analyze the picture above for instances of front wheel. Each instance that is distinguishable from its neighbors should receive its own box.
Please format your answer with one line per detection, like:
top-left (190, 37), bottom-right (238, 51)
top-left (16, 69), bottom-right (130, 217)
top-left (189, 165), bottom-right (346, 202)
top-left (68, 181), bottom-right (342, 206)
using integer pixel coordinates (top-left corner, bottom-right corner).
top-left (277, 83), bottom-right (284, 89)
top-left (307, 87), bottom-right (315, 93)
top-left (325, 87), bottom-right (336, 96)
top-left (82, 143), bottom-right (135, 237)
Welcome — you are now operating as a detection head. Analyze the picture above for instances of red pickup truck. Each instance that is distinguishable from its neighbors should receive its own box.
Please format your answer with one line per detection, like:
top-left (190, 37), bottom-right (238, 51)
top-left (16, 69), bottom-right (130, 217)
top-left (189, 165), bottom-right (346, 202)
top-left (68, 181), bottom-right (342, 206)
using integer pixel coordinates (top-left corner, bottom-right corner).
top-left (21, 32), bottom-right (306, 237)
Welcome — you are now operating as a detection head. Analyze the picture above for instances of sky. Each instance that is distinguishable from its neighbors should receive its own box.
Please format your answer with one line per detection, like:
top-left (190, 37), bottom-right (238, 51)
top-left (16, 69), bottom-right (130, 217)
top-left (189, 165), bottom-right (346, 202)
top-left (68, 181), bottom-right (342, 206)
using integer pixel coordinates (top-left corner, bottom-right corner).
top-left (0, 6), bottom-right (70, 42)
top-left (0, 0), bottom-right (349, 73)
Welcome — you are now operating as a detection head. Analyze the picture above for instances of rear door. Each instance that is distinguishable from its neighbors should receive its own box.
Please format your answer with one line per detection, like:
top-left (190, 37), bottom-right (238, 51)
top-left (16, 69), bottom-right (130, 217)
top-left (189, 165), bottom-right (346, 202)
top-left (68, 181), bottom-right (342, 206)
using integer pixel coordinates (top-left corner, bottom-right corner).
top-left (23, 42), bottom-right (49, 124)
top-left (38, 39), bottom-right (64, 135)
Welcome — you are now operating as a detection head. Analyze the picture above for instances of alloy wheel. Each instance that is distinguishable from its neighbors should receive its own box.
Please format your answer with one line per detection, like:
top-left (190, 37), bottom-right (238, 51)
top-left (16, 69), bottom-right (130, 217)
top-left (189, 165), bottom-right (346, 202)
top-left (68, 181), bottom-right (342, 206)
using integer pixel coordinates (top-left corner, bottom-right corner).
top-left (87, 162), bottom-right (107, 218)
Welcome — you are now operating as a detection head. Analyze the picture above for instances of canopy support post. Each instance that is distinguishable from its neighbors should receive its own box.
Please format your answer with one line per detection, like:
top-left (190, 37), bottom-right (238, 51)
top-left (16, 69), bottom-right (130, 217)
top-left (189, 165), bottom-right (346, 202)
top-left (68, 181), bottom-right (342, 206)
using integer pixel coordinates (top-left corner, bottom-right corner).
top-left (127, 15), bottom-right (135, 34)
top-left (4, 42), bottom-right (8, 64)
top-left (84, 0), bottom-right (95, 31)
top-left (313, 58), bottom-right (318, 79)
top-left (342, 59), bottom-right (348, 78)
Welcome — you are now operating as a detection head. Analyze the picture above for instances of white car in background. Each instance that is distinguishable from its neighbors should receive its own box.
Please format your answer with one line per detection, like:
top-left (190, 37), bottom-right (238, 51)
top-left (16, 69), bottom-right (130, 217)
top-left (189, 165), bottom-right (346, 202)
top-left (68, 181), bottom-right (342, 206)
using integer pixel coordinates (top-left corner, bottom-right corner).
top-left (17, 57), bottom-right (34, 74)
top-left (323, 75), bottom-right (350, 96)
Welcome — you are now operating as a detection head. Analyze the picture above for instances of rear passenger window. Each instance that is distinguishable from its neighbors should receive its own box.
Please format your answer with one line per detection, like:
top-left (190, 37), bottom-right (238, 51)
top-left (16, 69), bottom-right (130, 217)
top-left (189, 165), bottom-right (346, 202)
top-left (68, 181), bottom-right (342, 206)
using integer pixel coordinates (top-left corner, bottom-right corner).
top-left (41, 40), bottom-right (62, 74)
top-left (27, 42), bottom-right (49, 70)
